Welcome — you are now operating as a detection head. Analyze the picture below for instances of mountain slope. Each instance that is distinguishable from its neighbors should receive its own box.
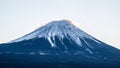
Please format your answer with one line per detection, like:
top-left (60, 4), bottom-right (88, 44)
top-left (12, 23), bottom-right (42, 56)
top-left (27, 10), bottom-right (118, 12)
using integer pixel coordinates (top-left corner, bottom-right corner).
top-left (0, 20), bottom-right (120, 68)
top-left (10, 20), bottom-right (101, 48)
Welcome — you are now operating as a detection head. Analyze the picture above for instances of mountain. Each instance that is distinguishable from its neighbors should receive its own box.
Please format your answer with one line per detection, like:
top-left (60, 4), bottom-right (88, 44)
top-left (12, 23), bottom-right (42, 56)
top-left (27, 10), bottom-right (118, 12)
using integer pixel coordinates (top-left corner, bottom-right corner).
top-left (0, 20), bottom-right (120, 68)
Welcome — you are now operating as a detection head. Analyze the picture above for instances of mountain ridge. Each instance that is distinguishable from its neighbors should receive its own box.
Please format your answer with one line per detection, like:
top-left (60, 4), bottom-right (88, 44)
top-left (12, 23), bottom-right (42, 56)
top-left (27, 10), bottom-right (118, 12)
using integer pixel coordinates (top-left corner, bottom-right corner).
top-left (10, 20), bottom-right (101, 48)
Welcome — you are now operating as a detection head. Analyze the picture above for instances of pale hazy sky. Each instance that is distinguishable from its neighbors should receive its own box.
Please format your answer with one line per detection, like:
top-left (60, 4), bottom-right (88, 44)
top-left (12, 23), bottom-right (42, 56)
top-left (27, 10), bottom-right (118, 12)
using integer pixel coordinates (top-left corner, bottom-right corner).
top-left (0, 0), bottom-right (120, 49)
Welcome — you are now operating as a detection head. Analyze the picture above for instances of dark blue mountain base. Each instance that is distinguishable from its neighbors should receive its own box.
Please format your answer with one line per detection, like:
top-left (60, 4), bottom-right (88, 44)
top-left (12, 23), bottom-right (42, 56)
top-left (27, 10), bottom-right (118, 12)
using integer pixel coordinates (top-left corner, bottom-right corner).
top-left (0, 54), bottom-right (119, 68)
top-left (0, 37), bottom-right (120, 68)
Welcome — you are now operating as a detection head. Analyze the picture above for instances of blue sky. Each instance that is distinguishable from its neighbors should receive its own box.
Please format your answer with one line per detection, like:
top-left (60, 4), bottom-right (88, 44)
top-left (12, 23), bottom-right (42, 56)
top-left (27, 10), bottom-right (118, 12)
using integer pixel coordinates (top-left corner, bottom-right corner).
top-left (0, 0), bottom-right (120, 49)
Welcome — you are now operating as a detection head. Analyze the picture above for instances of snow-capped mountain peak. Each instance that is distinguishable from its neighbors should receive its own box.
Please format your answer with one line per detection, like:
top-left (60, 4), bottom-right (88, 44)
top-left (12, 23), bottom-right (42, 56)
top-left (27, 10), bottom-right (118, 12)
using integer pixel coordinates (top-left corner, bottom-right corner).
top-left (10, 20), bottom-right (100, 47)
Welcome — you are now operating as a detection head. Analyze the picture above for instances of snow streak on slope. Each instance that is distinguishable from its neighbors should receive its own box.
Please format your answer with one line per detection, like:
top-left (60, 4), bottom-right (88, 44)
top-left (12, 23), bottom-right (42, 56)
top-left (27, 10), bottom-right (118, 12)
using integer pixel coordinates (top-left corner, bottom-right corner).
top-left (10, 20), bottom-right (101, 47)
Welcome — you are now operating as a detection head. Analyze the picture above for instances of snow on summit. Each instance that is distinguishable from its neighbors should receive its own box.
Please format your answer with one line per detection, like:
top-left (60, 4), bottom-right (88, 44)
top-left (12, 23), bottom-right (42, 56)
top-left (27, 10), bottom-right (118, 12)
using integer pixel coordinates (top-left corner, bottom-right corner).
top-left (10, 20), bottom-right (100, 47)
